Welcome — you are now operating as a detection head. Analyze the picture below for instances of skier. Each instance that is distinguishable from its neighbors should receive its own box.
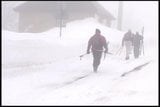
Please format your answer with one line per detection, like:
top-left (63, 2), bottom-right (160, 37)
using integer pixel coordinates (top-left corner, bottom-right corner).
top-left (132, 32), bottom-right (143, 58)
top-left (121, 30), bottom-right (133, 60)
top-left (87, 29), bottom-right (108, 72)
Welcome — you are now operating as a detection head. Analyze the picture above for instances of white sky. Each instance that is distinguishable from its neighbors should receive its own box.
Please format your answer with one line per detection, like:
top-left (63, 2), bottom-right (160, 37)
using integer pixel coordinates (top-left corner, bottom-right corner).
top-left (2, 1), bottom-right (158, 32)
top-left (99, 1), bottom-right (158, 32)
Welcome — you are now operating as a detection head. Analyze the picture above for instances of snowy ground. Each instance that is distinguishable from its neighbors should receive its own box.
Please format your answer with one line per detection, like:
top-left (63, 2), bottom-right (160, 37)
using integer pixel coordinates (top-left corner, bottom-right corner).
top-left (2, 18), bottom-right (158, 105)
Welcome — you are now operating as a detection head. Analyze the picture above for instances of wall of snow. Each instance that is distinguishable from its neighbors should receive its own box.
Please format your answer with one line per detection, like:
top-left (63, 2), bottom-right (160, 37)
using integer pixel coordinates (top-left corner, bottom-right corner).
top-left (2, 18), bottom-right (124, 68)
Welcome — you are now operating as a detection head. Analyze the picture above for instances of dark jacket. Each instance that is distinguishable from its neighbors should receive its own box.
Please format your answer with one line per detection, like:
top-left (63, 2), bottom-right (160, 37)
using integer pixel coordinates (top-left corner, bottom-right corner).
top-left (122, 31), bottom-right (133, 46)
top-left (87, 34), bottom-right (108, 52)
top-left (132, 34), bottom-right (143, 47)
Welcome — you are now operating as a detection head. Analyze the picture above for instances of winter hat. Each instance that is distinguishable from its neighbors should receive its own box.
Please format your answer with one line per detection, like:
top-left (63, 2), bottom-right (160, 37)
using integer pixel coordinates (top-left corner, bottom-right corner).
top-left (96, 29), bottom-right (101, 34)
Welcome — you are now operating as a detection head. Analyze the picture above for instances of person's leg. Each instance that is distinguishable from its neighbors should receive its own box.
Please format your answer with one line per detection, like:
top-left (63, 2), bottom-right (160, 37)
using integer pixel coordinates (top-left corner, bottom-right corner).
top-left (95, 52), bottom-right (102, 72)
top-left (125, 42), bottom-right (130, 60)
top-left (92, 51), bottom-right (102, 72)
top-left (133, 47), bottom-right (136, 58)
top-left (92, 51), bottom-right (97, 72)
top-left (134, 47), bottom-right (139, 58)
top-left (139, 42), bottom-right (142, 56)
top-left (136, 46), bottom-right (140, 58)
top-left (125, 41), bottom-right (132, 60)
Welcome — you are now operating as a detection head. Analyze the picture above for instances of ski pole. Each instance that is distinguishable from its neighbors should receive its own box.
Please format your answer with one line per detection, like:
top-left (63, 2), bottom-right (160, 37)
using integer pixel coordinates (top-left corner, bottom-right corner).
top-left (104, 52), bottom-right (106, 60)
top-left (118, 46), bottom-right (123, 55)
top-left (80, 50), bottom-right (113, 60)
top-left (141, 26), bottom-right (144, 56)
top-left (115, 46), bottom-right (123, 55)
top-left (79, 53), bottom-right (88, 60)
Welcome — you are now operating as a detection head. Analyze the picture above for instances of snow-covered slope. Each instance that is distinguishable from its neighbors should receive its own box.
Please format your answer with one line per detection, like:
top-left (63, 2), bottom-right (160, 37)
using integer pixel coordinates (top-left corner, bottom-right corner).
top-left (2, 17), bottom-right (158, 105)
top-left (2, 18), bottom-right (124, 68)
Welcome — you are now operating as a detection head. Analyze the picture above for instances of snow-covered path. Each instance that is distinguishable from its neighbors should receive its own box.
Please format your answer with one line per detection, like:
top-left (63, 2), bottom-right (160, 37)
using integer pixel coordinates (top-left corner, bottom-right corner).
top-left (2, 52), bottom-right (158, 105)
top-left (2, 16), bottom-right (158, 105)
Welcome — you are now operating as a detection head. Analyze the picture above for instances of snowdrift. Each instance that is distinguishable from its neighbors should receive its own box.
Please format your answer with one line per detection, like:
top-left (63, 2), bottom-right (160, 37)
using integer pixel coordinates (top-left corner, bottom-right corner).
top-left (2, 17), bottom-right (158, 105)
top-left (2, 18), bottom-right (125, 68)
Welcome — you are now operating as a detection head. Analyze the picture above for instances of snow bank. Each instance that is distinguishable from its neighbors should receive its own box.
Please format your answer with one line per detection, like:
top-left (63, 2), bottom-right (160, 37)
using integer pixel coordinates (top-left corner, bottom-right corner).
top-left (2, 17), bottom-right (158, 105)
top-left (2, 17), bottom-right (124, 68)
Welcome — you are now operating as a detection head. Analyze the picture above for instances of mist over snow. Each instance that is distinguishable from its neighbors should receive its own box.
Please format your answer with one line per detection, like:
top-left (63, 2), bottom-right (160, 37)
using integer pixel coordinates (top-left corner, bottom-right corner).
top-left (2, 18), bottom-right (125, 68)
top-left (2, 1), bottom-right (158, 106)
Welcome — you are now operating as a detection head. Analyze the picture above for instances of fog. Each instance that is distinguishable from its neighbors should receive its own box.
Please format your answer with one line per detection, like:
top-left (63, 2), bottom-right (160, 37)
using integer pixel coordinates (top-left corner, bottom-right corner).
top-left (2, 1), bottom-right (158, 105)
top-left (2, 1), bottom-right (158, 33)
top-left (99, 1), bottom-right (158, 32)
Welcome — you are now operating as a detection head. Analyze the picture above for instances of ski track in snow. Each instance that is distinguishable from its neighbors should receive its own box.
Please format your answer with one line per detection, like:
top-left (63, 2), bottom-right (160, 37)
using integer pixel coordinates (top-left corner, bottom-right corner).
top-left (2, 14), bottom-right (158, 105)
top-left (2, 53), bottom-right (155, 105)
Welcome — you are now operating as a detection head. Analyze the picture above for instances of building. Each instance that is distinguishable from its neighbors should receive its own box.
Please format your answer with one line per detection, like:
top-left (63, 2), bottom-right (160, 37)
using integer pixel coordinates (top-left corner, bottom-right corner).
top-left (14, 1), bottom-right (115, 33)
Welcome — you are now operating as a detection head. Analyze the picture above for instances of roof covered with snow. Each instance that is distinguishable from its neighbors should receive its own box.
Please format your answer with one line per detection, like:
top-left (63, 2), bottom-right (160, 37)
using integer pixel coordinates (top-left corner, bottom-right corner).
top-left (14, 1), bottom-right (115, 20)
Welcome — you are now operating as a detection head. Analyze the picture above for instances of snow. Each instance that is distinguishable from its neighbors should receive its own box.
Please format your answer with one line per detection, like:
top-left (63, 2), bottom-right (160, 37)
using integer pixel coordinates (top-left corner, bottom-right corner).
top-left (2, 17), bottom-right (158, 105)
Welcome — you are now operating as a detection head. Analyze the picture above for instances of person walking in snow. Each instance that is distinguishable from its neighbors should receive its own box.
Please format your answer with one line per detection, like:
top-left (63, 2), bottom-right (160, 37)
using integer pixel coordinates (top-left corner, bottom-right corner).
top-left (87, 29), bottom-right (108, 72)
top-left (122, 30), bottom-right (133, 60)
top-left (132, 32), bottom-right (143, 58)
